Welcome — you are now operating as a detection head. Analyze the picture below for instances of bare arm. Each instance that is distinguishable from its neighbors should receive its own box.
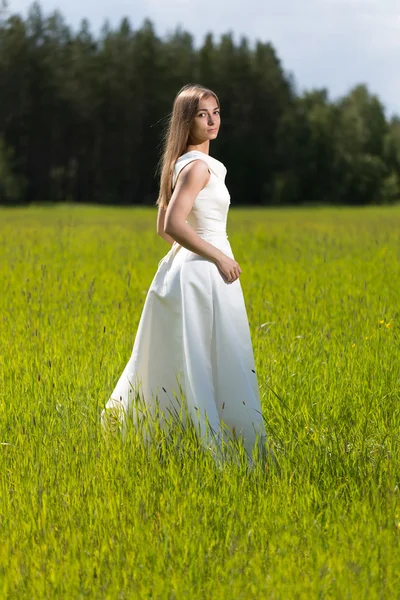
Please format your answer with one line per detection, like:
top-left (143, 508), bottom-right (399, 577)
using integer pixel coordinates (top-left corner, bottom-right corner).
top-left (164, 160), bottom-right (242, 282)
top-left (164, 160), bottom-right (224, 263)
top-left (157, 205), bottom-right (175, 245)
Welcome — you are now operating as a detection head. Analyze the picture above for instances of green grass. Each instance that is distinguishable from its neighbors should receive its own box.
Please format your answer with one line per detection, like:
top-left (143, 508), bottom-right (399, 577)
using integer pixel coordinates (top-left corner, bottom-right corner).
top-left (1, 204), bottom-right (400, 598)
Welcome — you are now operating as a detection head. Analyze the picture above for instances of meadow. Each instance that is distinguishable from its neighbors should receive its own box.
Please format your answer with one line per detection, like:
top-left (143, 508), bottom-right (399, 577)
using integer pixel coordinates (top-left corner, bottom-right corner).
top-left (1, 204), bottom-right (400, 599)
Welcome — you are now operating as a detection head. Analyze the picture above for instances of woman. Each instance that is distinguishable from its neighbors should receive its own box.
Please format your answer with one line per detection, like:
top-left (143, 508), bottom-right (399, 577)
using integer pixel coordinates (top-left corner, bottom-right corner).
top-left (101, 83), bottom-right (266, 462)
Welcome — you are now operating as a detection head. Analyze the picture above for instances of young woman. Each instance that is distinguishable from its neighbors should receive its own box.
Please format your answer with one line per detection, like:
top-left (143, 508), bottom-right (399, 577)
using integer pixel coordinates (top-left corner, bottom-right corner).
top-left (101, 83), bottom-right (266, 462)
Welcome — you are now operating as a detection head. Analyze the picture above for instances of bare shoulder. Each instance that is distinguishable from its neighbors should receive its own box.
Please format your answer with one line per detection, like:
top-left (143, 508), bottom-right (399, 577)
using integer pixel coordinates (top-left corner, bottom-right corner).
top-left (176, 159), bottom-right (211, 189)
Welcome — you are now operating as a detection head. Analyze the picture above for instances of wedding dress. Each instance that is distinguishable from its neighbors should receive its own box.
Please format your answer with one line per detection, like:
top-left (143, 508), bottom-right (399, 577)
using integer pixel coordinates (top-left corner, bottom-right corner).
top-left (101, 150), bottom-right (266, 460)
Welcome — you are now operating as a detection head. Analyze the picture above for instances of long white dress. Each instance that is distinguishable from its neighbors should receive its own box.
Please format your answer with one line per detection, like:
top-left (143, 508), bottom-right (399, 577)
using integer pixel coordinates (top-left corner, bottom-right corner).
top-left (101, 150), bottom-right (266, 459)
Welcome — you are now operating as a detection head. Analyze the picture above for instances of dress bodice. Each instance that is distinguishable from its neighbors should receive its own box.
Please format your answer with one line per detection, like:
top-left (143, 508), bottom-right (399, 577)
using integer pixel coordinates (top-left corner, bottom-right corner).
top-left (172, 151), bottom-right (231, 238)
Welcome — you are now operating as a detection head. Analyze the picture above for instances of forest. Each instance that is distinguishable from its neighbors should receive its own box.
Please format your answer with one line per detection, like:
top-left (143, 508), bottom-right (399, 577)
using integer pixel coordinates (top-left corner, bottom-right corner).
top-left (1, 1), bottom-right (400, 206)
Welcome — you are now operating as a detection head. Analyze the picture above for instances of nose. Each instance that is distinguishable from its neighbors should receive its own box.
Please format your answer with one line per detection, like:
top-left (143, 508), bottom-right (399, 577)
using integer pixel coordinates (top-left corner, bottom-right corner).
top-left (208, 114), bottom-right (214, 125)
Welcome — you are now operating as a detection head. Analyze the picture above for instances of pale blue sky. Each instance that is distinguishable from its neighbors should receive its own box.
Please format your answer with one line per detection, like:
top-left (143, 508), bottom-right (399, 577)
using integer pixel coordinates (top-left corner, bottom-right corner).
top-left (7, 0), bottom-right (400, 117)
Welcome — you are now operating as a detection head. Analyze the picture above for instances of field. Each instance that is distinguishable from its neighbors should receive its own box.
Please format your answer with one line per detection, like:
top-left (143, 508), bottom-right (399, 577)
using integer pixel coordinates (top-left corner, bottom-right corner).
top-left (1, 204), bottom-right (400, 599)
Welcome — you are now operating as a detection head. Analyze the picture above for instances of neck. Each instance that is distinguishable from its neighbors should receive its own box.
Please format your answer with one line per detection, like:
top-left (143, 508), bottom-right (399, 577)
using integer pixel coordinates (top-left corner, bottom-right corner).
top-left (185, 141), bottom-right (210, 155)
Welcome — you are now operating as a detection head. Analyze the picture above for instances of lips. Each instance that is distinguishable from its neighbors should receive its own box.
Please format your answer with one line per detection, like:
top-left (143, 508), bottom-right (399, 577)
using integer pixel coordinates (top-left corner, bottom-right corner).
top-left (208, 128), bottom-right (218, 132)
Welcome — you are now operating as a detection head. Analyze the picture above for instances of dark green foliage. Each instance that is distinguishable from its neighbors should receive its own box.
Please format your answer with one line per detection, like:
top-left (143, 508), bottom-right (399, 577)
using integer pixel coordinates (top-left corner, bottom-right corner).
top-left (0, 136), bottom-right (26, 202)
top-left (0, 2), bottom-right (399, 205)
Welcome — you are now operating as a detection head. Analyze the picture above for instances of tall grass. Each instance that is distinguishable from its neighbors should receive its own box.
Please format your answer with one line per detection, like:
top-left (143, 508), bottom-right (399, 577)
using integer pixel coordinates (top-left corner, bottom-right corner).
top-left (1, 204), bottom-right (400, 598)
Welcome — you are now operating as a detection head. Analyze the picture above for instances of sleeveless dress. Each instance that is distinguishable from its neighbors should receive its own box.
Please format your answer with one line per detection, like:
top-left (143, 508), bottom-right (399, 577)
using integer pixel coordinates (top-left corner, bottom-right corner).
top-left (101, 150), bottom-right (266, 460)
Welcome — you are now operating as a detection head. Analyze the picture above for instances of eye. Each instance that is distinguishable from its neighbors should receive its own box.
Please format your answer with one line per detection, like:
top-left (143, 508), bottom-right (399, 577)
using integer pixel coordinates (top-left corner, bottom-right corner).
top-left (214, 110), bottom-right (220, 115)
top-left (198, 112), bottom-right (207, 117)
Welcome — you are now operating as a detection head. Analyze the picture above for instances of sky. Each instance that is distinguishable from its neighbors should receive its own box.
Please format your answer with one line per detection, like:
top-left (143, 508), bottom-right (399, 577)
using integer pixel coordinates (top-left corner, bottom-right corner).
top-left (6, 0), bottom-right (400, 117)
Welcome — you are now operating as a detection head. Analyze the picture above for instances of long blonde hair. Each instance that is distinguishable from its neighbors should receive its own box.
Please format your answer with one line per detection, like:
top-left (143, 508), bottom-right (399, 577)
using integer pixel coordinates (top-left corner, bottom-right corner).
top-left (156, 83), bottom-right (220, 209)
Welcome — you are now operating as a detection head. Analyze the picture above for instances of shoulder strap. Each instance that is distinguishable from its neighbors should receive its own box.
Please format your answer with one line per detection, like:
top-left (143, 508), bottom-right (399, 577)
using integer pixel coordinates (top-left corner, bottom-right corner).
top-left (172, 153), bottom-right (215, 189)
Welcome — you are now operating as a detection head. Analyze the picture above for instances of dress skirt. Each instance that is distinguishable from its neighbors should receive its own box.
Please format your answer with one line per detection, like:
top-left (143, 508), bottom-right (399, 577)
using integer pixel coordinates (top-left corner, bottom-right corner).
top-left (101, 233), bottom-right (266, 460)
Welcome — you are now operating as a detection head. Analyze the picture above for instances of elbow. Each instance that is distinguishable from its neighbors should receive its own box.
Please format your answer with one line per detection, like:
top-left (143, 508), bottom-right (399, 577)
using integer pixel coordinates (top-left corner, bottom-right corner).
top-left (165, 217), bottom-right (185, 237)
top-left (164, 221), bottom-right (174, 237)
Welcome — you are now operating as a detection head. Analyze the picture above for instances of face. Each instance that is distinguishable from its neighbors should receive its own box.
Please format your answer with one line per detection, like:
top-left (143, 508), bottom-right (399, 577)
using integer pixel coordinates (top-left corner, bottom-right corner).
top-left (188, 95), bottom-right (221, 144)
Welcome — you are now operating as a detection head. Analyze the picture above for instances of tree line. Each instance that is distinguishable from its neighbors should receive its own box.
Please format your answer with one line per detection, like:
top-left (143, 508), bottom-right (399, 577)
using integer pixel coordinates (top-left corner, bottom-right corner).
top-left (1, 2), bottom-right (400, 206)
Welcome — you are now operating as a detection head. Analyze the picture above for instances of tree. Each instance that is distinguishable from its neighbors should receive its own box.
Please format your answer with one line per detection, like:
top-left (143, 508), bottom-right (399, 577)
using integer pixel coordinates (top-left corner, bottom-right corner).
top-left (333, 85), bottom-right (387, 204)
top-left (0, 136), bottom-right (25, 202)
top-left (275, 89), bottom-right (338, 205)
top-left (0, 3), bottom-right (397, 206)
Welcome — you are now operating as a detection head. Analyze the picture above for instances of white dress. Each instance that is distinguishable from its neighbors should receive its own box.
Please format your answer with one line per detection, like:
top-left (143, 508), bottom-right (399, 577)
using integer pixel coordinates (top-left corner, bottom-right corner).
top-left (101, 150), bottom-right (266, 459)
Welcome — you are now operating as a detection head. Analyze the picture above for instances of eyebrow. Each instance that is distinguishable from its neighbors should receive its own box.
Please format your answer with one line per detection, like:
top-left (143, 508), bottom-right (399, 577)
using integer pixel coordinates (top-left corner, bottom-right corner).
top-left (197, 106), bottom-right (219, 112)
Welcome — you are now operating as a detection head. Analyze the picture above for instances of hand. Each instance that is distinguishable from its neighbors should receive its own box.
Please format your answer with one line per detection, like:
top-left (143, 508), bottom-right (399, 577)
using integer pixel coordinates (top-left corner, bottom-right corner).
top-left (215, 254), bottom-right (242, 283)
